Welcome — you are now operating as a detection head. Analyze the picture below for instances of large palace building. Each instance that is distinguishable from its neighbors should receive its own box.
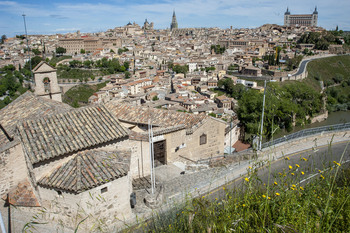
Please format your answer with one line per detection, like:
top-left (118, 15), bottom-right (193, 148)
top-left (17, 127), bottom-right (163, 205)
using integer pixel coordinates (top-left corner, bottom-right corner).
top-left (284, 7), bottom-right (318, 27)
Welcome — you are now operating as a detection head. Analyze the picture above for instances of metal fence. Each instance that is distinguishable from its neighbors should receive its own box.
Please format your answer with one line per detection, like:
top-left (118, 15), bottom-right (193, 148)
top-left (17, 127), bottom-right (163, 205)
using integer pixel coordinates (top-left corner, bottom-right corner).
top-left (262, 122), bottom-right (350, 149)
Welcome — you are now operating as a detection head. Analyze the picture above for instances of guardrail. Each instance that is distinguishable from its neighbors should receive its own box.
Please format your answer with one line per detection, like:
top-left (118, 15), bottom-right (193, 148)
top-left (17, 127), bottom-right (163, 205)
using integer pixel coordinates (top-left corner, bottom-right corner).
top-left (262, 122), bottom-right (350, 149)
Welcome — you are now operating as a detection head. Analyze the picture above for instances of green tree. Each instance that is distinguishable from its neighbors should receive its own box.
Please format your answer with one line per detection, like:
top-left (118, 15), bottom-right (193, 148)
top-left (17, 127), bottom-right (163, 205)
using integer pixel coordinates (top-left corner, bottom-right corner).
top-left (152, 95), bottom-right (159, 101)
top-left (125, 71), bottom-right (131, 79)
top-left (56, 47), bottom-right (66, 55)
top-left (80, 49), bottom-right (85, 54)
top-left (1, 35), bottom-right (7, 44)
top-left (32, 48), bottom-right (41, 55)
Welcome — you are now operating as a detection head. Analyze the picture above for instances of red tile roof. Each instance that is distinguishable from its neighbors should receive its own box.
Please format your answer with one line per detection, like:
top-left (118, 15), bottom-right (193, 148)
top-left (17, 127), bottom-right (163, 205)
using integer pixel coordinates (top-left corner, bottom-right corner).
top-left (2, 179), bottom-right (40, 207)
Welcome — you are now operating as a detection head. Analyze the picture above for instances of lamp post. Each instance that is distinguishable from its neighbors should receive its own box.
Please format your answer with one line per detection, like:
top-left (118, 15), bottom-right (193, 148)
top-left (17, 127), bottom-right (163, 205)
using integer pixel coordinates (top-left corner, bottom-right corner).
top-left (22, 14), bottom-right (32, 81)
top-left (259, 80), bottom-right (267, 151)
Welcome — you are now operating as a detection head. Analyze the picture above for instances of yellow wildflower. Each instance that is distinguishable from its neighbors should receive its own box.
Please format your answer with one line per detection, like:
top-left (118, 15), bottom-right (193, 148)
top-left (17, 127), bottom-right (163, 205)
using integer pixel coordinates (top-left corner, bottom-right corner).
top-left (296, 164), bottom-right (300, 168)
top-left (245, 177), bottom-right (249, 182)
top-left (292, 184), bottom-right (296, 188)
top-left (286, 157), bottom-right (290, 160)
top-left (301, 171), bottom-right (305, 175)
top-left (318, 169), bottom-right (322, 173)
top-left (274, 181), bottom-right (278, 185)
top-left (268, 197), bottom-right (271, 200)
top-left (291, 187), bottom-right (295, 190)
top-left (291, 173), bottom-right (295, 176)
top-left (249, 166), bottom-right (252, 169)
top-left (242, 204), bottom-right (246, 207)
top-left (279, 172), bottom-right (282, 176)
top-left (275, 192), bottom-right (280, 196)
top-left (223, 187), bottom-right (225, 190)
top-left (300, 187), bottom-right (304, 190)
top-left (320, 175), bottom-right (325, 179)
top-left (262, 195), bottom-right (266, 198)
top-left (289, 165), bottom-right (293, 169)
top-left (333, 161), bottom-right (341, 166)
top-left (302, 157), bottom-right (308, 161)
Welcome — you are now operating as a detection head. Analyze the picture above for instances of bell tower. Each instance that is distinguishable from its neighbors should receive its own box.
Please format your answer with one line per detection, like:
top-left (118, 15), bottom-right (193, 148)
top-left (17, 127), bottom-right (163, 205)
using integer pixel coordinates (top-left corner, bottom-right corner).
top-left (32, 61), bottom-right (62, 102)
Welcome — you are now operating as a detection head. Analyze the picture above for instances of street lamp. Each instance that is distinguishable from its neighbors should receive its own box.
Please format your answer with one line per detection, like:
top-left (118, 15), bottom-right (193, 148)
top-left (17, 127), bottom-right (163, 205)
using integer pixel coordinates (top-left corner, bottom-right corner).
top-left (259, 80), bottom-right (267, 150)
top-left (22, 14), bottom-right (32, 81)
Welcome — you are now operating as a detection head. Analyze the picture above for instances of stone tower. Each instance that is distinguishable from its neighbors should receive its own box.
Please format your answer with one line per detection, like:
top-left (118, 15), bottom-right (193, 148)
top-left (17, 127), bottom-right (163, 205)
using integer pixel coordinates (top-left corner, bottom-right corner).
top-left (33, 61), bottom-right (62, 102)
top-left (170, 10), bottom-right (178, 31)
top-left (312, 6), bottom-right (318, 27)
top-left (284, 7), bottom-right (290, 26)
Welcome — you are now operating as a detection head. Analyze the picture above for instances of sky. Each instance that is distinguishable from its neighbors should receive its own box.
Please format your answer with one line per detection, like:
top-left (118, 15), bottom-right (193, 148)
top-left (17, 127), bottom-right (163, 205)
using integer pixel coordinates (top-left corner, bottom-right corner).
top-left (1, 0), bottom-right (349, 37)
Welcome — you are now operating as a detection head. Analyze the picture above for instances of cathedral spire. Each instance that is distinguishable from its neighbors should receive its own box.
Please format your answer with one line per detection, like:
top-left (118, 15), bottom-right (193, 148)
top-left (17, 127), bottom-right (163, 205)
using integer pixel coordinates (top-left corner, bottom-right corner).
top-left (170, 10), bottom-right (178, 31)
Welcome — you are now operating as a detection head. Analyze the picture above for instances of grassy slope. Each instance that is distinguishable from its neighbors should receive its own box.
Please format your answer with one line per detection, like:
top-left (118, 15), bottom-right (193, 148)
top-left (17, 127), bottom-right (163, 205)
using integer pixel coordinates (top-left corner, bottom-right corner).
top-left (306, 55), bottom-right (350, 110)
top-left (307, 55), bottom-right (350, 82)
top-left (63, 82), bottom-right (107, 107)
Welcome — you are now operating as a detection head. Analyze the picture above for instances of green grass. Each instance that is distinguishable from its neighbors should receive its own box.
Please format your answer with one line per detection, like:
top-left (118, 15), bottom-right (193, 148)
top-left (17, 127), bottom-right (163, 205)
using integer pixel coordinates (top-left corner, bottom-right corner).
top-left (306, 55), bottom-right (350, 111)
top-left (307, 56), bottom-right (350, 83)
top-left (63, 82), bottom-right (107, 108)
top-left (48, 55), bottom-right (72, 67)
top-left (129, 144), bottom-right (350, 232)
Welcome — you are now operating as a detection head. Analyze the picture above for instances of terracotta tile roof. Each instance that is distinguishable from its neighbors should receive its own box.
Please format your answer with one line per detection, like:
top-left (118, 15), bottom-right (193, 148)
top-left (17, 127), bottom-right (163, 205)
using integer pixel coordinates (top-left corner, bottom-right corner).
top-left (17, 105), bottom-right (128, 165)
top-left (105, 102), bottom-right (207, 130)
top-left (38, 150), bottom-right (130, 194)
top-left (0, 92), bottom-right (72, 146)
top-left (2, 179), bottom-right (40, 207)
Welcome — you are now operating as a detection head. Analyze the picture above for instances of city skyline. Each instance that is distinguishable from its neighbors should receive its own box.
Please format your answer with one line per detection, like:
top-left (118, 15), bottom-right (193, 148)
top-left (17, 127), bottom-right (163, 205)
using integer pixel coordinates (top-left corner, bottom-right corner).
top-left (1, 0), bottom-right (350, 37)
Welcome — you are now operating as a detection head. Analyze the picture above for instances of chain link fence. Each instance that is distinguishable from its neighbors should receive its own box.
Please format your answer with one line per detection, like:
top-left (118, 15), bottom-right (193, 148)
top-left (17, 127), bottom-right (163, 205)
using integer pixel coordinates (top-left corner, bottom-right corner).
top-left (262, 122), bottom-right (350, 149)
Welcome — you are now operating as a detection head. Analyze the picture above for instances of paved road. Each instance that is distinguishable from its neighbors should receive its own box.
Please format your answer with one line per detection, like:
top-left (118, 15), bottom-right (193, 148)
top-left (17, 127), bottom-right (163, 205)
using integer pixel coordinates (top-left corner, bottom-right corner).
top-left (208, 140), bottom-right (350, 200)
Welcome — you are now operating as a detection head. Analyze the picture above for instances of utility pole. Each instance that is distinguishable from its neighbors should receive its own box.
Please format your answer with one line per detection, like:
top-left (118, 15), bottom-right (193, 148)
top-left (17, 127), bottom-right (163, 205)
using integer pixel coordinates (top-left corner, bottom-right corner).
top-left (259, 80), bottom-right (267, 150)
top-left (22, 14), bottom-right (32, 82)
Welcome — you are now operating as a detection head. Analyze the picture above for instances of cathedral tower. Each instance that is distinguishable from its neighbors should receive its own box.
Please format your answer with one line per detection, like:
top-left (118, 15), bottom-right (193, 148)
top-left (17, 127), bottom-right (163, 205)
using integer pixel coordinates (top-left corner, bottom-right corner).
top-left (170, 10), bottom-right (178, 31)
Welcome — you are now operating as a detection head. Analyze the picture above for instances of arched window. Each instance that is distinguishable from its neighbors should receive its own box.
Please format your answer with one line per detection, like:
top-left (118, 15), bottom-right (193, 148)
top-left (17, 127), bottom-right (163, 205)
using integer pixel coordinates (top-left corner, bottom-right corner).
top-left (43, 77), bottom-right (51, 93)
top-left (200, 133), bottom-right (207, 145)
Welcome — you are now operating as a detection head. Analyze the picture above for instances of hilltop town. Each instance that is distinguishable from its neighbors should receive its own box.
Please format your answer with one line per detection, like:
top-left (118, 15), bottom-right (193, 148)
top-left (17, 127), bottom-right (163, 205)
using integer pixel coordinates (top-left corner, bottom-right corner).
top-left (1, 8), bottom-right (350, 232)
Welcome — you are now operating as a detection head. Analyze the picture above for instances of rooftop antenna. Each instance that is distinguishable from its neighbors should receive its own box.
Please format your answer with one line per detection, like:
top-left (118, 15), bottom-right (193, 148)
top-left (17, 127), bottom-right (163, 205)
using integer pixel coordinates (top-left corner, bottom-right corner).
top-left (22, 14), bottom-right (33, 82)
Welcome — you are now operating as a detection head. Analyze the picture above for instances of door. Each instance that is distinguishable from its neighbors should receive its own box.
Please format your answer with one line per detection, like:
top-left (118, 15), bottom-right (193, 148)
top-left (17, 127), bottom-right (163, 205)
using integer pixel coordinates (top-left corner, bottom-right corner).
top-left (153, 140), bottom-right (166, 166)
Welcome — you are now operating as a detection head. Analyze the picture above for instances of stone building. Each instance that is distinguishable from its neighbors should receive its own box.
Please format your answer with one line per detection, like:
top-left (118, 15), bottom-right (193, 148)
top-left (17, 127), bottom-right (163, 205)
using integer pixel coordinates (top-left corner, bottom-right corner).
top-left (106, 102), bottom-right (227, 164)
top-left (0, 93), bottom-right (135, 231)
top-left (284, 7), bottom-right (318, 27)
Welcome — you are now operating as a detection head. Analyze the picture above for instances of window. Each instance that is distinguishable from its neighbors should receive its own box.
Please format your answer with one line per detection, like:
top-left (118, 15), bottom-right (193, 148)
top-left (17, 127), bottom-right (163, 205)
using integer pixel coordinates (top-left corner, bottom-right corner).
top-left (101, 187), bottom-right (108, 194)
top-left (200, 134), bottom-right (207, 145)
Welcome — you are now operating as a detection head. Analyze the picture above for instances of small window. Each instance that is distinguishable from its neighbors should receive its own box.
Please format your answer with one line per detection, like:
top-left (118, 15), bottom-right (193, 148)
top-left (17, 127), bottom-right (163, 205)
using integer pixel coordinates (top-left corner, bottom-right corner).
top-left (57, 190), bottom-right (62, 196)
top-left (200, 134), bottom-right (207, 145)
top-left (101, 187), bottom-right (108, 194)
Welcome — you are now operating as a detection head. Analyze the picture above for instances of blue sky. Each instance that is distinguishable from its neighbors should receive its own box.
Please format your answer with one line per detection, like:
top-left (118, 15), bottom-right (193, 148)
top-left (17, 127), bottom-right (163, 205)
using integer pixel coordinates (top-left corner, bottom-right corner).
top-left (1, 0), bottom-right (349, 37)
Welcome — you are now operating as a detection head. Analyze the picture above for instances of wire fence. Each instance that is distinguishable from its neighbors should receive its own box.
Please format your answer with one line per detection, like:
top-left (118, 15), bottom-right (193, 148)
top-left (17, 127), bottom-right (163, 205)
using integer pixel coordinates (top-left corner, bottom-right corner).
top-left (262, 122), bottom-right (350, 149)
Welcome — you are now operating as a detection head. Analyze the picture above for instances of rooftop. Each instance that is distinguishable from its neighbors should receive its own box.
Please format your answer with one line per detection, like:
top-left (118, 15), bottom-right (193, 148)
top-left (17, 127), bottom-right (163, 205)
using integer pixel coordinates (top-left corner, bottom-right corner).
top-left (38, 150), bottom-right (130, 194)
top-left (17, 105), bottom-right (128, 165)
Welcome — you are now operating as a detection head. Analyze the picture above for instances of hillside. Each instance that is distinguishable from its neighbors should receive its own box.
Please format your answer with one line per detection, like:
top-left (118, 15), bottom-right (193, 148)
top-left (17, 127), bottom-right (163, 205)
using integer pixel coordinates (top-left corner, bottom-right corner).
top-left (62, 82), bottom-right (107, 108)
top-left (306, 55), bottom-right (350, 111)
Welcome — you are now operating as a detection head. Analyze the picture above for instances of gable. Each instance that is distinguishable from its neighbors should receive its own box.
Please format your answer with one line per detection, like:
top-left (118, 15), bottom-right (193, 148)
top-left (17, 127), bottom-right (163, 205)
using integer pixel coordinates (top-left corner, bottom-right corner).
top-left (32, 61), bottom-right (56, 73)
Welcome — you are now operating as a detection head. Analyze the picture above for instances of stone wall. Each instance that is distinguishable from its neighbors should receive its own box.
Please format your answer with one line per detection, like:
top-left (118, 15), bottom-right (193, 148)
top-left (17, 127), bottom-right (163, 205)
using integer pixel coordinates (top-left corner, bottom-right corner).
top-left (165, 118), bottom-right (226, 162)
top-left (36, 173), bottom-right (133, 231)
top-left (0, 143), bottom-right (30, 197)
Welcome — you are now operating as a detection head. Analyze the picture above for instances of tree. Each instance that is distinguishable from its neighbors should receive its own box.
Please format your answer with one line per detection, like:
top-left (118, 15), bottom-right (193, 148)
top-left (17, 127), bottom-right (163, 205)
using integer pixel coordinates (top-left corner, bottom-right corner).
top-left (24, 56), bottom-right (43, 70)
top-left (56, 47), bottom-right (66, 55)
top-left (32, 48), bottom-right (41, 55)
top-left (80, 49), bottom-right (85, 54)
top-left (1, 35), bottom-right (7, 44)
top-left (124, 71), bottom-right (131, 79)
top-left (152, 96), bottom-right (159, 101)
